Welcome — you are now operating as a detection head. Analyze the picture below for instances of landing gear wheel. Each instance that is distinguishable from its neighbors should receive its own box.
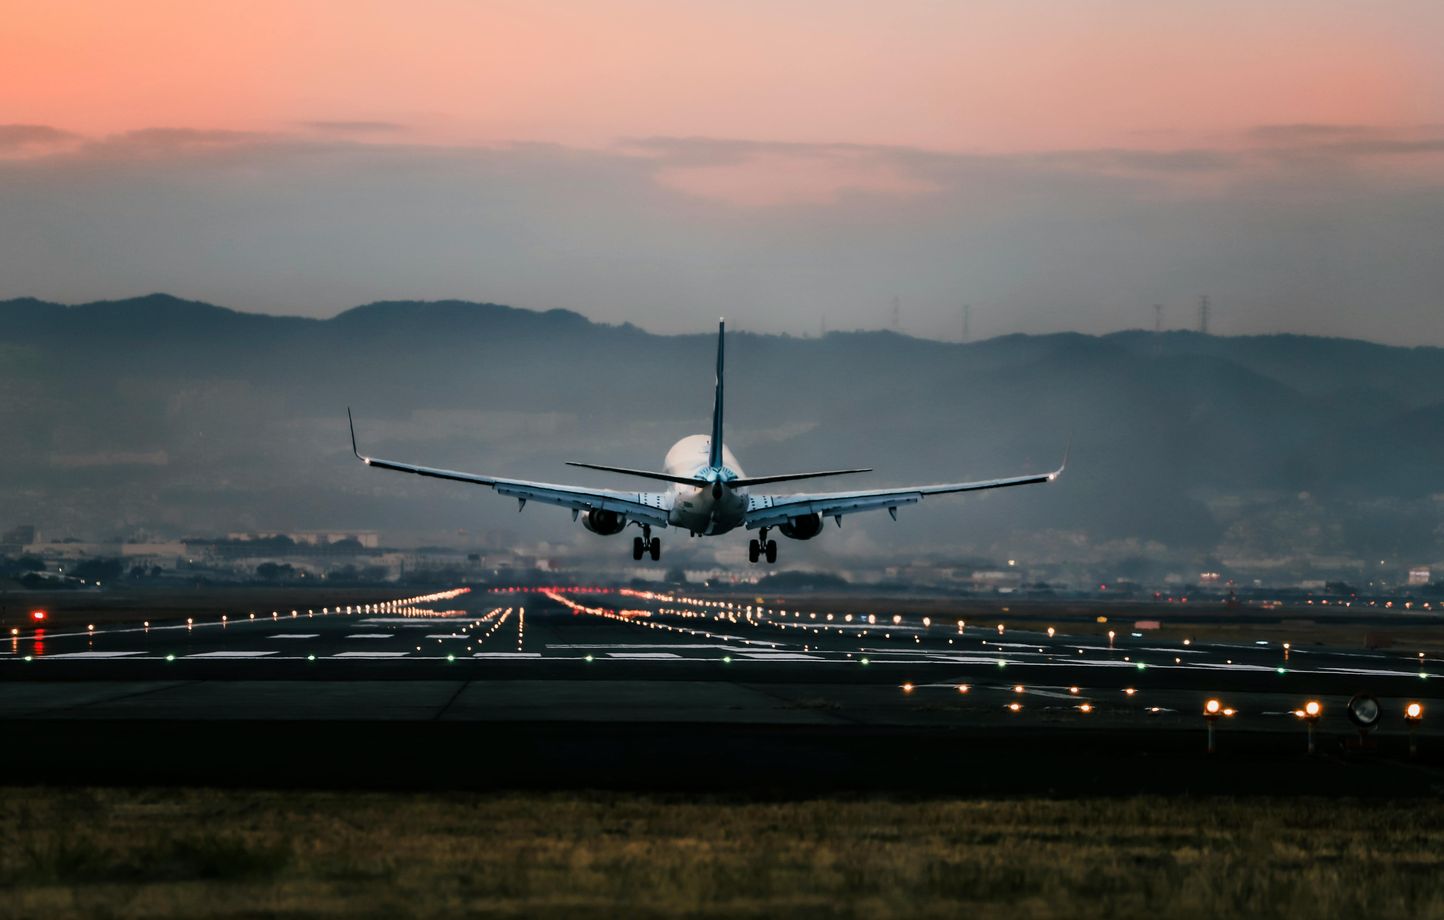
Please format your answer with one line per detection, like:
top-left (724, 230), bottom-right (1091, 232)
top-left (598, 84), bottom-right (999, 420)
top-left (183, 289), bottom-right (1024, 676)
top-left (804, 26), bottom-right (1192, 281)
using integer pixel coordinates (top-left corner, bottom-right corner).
top-left (632, 536), bottom-right (645, 560)
top-left (765, 539), bottom-right (778, 564)
top-left (648, 537), bottom-right (661, 561)
top-left (748, 539), bottom-right (761, 564)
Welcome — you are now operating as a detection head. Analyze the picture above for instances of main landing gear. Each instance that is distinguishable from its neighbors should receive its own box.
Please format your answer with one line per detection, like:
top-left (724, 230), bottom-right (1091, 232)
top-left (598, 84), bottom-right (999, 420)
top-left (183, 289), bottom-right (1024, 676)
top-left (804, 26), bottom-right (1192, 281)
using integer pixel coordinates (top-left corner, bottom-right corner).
top-left (748, 528), bottom-right (778, 564)
top-left (632, 525), bottom-right (661, 561)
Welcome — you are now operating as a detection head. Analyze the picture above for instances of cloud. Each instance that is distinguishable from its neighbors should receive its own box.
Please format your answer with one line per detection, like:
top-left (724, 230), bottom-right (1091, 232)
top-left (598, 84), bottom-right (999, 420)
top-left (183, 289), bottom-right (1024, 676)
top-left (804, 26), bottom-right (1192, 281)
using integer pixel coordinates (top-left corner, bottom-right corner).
top-left (0, 124), bottom-right (78, 152)
top-left (2, 123), bottom-right (1443, 345)
top-left (301, 120), bottom-right (407, 135)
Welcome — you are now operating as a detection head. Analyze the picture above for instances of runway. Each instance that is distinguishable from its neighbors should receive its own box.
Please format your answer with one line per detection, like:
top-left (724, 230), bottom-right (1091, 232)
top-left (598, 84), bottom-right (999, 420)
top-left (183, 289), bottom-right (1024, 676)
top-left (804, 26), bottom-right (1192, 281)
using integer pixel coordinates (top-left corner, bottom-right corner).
top-left (5, 585), bottom-right (1444, 792)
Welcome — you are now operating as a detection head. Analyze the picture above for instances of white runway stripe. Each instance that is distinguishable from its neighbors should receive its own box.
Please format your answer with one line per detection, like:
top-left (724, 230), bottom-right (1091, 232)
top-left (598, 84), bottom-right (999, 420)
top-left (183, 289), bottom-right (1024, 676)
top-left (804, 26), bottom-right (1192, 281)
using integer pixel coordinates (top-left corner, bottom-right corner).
top-left (472, 652), bottom-right (543, 658)
top-left (186, 651), bottom-right (278, 658)
top-left (332, 651), bottom-right (409, 658)
top-left (346, 634), bottom-right (394, 639)
top-left (44, 651), bottom-right (145, 659)
top-left (607, 652), bottom-right (683, 659)
top-left (269, 634), bottom-right (318, 639)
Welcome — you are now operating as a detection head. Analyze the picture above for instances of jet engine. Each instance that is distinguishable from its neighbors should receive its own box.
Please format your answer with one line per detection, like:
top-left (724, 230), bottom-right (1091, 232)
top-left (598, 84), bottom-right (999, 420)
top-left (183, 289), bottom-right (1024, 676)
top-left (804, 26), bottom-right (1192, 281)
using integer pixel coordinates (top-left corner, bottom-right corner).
top-left (778, 513), bottom-right (823, 540)
top-left (581, 509), bottom-right (627, 536)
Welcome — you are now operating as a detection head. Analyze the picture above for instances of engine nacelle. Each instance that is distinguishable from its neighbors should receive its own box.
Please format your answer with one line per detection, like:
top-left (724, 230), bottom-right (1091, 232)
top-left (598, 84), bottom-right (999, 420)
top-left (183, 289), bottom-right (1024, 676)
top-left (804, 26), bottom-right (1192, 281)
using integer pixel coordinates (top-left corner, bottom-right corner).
top-left (581, 509), bottom-right (627, 536)
top-left (778, 513), bottom-right (823, 541)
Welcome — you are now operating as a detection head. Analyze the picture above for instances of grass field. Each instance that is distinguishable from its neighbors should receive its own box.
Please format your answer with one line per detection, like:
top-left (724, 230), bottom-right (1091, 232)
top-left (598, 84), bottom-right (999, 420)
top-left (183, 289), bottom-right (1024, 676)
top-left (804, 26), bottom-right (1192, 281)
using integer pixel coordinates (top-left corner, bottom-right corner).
top-left (4, 788), bottom-right (1444, 918)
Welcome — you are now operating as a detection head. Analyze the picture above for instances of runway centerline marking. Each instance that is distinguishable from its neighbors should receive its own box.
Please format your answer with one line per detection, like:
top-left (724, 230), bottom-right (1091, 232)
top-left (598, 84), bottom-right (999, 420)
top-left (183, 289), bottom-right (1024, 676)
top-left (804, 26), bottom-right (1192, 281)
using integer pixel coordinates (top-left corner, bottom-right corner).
top-left (269, 634), bottom-right (318, 639)
top-left (332, 651), bottom-right (409, 658)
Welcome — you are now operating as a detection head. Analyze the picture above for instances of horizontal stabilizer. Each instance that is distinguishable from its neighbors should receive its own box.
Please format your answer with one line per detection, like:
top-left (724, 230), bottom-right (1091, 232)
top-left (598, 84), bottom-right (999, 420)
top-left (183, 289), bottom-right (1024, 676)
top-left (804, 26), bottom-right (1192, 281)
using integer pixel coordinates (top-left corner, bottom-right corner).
top-left (728, 469), bottom-right (873, 488)
top-left (565, 461), bottom-right (703, 486)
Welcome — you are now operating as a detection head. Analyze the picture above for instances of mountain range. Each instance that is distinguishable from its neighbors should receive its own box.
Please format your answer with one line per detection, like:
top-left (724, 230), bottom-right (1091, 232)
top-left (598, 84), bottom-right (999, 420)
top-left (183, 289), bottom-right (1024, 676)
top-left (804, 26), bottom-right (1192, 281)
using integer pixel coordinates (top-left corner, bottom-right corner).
top-left (1, 293), bottom-right (1440, 581)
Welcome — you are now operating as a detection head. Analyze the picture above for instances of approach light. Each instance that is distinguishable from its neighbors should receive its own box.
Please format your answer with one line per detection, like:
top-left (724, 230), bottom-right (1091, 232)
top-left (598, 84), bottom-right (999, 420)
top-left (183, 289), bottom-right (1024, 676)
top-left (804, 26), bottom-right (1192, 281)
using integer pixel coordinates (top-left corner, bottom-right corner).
top-left (902, 683), bottom-right (914, 694)
top-left (1204, 698), bottom-right (1221, 717)
top-left (1406, 702), bottom-right (1424, 722)
top-left (957, 684), bottom-right (970, 694)
top-left (30, 610), bottom-right (45, 622)
top-left (1304, 699), bottom-right (1322, 719)
top-left (1007, 702), bottom-right (1022, 713)
top-left (1078, 703), bottom-right (1093, 713)
top-left (1346, 694), bottom-right (1381, 730)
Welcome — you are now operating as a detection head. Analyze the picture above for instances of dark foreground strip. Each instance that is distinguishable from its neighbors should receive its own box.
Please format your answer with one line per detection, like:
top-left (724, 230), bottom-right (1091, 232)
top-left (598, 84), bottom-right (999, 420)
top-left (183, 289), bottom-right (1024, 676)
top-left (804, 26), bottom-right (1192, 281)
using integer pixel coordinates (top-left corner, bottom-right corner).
top-left (4, 719), bottom-right (1442, 797)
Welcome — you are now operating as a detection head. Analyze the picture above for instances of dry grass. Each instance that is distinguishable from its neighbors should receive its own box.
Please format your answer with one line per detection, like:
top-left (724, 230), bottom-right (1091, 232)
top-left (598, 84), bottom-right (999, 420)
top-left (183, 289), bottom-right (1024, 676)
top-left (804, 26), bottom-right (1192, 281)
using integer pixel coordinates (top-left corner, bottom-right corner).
top-left (4, 788), bottom-right (1444, 918)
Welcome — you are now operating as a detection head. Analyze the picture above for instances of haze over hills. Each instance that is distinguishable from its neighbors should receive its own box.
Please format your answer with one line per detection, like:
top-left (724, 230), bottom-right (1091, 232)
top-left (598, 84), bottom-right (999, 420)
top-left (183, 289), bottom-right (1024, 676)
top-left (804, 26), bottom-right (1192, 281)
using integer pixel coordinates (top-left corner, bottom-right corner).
top-left (1, 293), bottom-right (1441, 583)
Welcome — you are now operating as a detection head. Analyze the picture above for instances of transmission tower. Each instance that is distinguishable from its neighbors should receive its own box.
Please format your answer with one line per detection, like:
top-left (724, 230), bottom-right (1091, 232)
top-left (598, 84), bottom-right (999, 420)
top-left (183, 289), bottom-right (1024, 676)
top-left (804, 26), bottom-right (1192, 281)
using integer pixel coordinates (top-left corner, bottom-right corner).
top-left (1198, 295), bottom-right (1211, 335)
top-left (1153, 304), bottom-right (1163, 332)
top-left (962, 304), bottom-right (972, 342)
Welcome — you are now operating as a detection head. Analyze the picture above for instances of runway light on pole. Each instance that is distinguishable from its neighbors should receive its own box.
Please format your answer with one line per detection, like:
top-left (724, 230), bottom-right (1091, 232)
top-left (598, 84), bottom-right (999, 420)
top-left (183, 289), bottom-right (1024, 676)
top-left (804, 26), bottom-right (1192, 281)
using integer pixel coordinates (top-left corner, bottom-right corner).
top-left (1298, 699), bottom-right (1323, 754)
top-left (1405, 701), bottom-right (1424, 757)
top-left (1203, 698), bottom-right (1223, 753)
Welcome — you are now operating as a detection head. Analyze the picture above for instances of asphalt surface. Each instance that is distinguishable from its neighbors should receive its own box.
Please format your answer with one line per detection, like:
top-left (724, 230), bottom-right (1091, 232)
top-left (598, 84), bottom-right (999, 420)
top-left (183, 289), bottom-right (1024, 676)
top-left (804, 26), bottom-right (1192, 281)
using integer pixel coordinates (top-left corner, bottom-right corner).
top-left (4, 586), bottom-right (1444, 793)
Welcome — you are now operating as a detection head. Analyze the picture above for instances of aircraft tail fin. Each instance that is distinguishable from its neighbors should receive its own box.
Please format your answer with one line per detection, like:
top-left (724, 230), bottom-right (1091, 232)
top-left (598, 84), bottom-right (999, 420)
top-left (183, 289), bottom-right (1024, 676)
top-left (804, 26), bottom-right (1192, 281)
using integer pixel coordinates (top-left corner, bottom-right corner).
top-left (709, 319), bottom-right (725, 470)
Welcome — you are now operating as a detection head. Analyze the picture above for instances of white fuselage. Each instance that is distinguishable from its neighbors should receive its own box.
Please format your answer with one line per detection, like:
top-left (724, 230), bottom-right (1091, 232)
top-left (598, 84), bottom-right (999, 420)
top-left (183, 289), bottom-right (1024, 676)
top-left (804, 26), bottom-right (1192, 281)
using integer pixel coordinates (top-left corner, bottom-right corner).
top-left (663, 434), bottom-right (748, 535)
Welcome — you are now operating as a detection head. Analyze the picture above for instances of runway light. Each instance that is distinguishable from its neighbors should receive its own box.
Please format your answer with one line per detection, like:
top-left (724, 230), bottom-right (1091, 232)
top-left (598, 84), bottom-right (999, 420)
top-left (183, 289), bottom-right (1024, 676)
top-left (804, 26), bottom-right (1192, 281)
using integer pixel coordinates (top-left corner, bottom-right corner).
top-left (957, 684), bottom-right (970, 694)
top-left (1304, 699), bottom-right (1322, 718)
top-left (165, 654), bottom-right (175, 661)
top-left (1047, 627), bottom-right (1055, 638)
top-left (307, 654), bottom-right (315, 661)
top-left (1007, 702), bottom-right (1022, 712)
top-left (1406, 702), bottom-right (1424, 722)
top-left (1204, 698), bottom-right (1221, 716)
top-left (30, 610), bottom-right (45, 622)
top-left (1123, 687), bottom-right (1137, 696)
top-left (1078, 703), bottom-right (1093, 713)
top-left (584, 655), bottom-right (594, 662)
top-left (1069, 686), bottom-right (1080, 695)
top-left (902, 683), bottom-right (914, 694)
top-left (1012, 684), bottom-right (1024, 693)
top-left (860, 658), bottom-right (869, 666)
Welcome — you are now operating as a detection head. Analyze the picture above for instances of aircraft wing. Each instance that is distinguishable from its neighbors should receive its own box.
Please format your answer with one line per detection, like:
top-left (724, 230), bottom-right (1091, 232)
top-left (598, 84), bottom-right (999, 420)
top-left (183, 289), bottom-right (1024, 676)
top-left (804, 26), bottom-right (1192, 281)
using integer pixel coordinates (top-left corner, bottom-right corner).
top-left (350, 412), bottom-right (672, 527)
top-left (744, 465), bottom-right (1063, 530)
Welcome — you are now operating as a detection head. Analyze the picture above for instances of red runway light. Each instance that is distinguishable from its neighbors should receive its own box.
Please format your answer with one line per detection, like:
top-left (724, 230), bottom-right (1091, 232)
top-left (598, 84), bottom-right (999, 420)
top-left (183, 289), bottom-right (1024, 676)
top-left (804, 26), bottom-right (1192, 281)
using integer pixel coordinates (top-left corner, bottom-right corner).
top-left (30, 610), bottom-right (46, 622)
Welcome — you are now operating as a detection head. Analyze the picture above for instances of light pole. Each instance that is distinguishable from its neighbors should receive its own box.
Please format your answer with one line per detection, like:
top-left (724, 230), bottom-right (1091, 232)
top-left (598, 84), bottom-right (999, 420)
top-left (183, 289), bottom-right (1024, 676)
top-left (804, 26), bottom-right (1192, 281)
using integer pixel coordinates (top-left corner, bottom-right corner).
top-left (1297, 700), bottom-right (1323, 755)
top-left (1405, 702), bottom-right (1424, 757)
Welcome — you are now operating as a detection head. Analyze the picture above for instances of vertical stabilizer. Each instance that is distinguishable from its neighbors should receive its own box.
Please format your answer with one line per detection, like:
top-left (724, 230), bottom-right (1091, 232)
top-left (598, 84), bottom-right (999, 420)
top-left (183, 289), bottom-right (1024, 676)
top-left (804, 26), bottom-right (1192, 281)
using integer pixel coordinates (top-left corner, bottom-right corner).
top-left (710, 319), bottom-right (725, 470)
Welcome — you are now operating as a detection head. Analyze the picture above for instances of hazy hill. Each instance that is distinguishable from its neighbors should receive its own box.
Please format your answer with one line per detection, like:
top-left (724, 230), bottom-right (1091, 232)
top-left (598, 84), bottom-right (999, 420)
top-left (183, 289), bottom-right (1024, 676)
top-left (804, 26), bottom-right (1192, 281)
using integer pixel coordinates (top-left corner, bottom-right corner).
top-left (1, 294), bottom-right (1440, 579)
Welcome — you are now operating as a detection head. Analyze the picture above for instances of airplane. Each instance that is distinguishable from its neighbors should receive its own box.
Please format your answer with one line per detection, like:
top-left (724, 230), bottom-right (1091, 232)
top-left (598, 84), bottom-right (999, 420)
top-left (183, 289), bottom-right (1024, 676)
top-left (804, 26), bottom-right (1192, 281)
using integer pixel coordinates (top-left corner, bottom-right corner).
top-left (348, 319), bottom-right (1064, 564)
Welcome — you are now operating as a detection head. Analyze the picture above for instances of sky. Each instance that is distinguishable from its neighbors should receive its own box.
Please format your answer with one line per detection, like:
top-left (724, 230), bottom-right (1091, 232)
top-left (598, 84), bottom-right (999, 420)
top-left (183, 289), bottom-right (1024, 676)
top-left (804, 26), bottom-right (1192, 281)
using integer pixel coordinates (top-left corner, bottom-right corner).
top-left (4, 0), bottom-right (1444, 343)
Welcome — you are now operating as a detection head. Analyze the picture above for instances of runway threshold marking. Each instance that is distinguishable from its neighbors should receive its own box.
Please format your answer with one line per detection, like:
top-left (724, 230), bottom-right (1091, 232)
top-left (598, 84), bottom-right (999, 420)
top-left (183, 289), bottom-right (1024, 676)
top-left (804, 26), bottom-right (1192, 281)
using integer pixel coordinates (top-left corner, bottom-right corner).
top-left (346, 634), bottom-right (395, 639)
top-left (185, 651), bottom-right (278, 659)
top-left (269, 634), bottom-right (319, 639)
top-left (331, 651), bottom-right (409, 658)
top-left (607, 652), bottom-right (685, 659)
top-left (43, 651), bottom-right (146, 659)
top-left (473, 652), bottom-right (543, 658)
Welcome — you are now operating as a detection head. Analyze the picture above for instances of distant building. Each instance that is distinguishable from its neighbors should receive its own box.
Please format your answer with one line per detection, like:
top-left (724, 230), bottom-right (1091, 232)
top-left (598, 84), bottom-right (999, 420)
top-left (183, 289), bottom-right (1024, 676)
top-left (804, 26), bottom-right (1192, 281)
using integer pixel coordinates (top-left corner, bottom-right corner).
top-left (1409, 567), bottom-right (1432, 586)
top-left (227, 531), bottom-right (381, 549)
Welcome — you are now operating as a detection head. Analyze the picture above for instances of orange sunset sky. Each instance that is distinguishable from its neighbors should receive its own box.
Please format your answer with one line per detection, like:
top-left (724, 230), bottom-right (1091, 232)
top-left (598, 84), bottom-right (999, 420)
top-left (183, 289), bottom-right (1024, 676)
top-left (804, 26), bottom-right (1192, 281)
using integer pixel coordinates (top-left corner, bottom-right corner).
top-left (4, 1), bottom-right (1444, 341)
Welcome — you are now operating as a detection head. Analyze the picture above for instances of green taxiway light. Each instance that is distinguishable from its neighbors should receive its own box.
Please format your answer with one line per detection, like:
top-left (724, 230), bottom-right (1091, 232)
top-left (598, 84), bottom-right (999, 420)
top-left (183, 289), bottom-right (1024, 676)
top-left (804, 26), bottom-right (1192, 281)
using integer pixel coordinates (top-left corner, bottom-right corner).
top-left (585, 655), bottom-right (594, 662)
top-left (165, 654), bottom-right (175, 661)
top-left (860, 658), bottom-right (869, 666)
top-left (723, 656), bottom-right (732, 664)
top-left (1276, 667), bottom-right (1286, 675)
top-left (447, 654), bottom-right (455, 662)
top-left (1136, 662), bottom-right (1146, 670)
top-left (307, 654), bottom-right (316, 661)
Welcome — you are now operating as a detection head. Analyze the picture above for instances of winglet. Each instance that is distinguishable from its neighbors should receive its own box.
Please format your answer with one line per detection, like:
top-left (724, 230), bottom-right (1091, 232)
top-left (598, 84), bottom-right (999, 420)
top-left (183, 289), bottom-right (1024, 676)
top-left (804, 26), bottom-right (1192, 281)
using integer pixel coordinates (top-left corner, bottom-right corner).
top-left (347, 408), bottom-right (368, 463)
top-left (1048, 437), bottom-right (1071, 481)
